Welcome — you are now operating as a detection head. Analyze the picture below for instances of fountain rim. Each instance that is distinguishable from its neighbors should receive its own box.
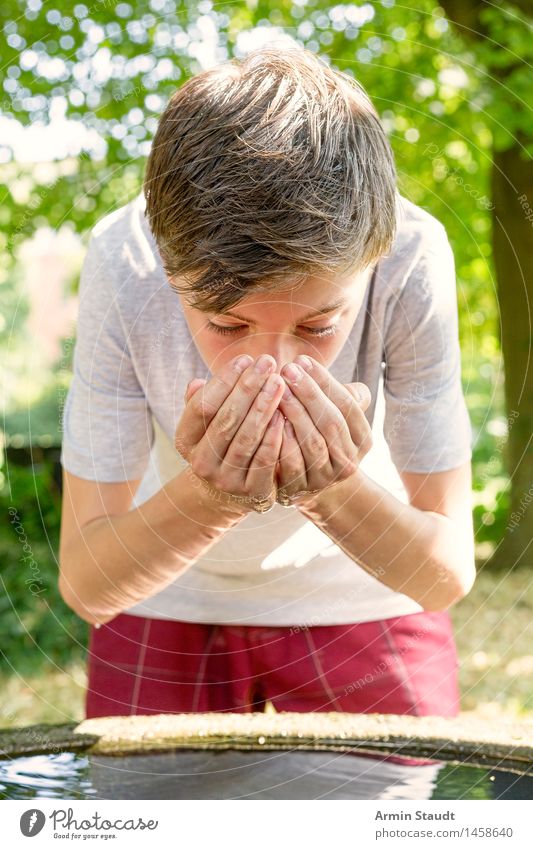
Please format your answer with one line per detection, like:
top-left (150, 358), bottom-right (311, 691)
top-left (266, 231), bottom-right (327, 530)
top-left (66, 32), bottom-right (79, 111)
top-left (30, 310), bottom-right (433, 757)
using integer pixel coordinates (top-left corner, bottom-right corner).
top-left (1, 712), bottom-right (532, 775)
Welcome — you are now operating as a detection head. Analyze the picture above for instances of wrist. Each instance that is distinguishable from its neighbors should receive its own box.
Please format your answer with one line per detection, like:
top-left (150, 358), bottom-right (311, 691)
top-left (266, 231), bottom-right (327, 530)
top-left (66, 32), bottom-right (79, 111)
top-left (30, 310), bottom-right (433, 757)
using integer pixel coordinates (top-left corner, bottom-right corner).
top-left (294, 469), bottom-right (365, 517)
top-left (184, 468), bottom-right (252, 521)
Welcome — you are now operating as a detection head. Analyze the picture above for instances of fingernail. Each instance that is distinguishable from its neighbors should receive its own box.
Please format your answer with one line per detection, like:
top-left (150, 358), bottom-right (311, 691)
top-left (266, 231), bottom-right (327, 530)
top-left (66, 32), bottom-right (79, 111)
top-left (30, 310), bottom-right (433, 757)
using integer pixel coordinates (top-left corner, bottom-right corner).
top-left (233, 354), bottom-right (253, 373)
top-left (254, 354), bottom-right (274, 374)
top-left (282, 363), bottom-right (302, 384)
top-left (269, 410), bottom-right (281, 428)
top-left (261, 374), bottom-right (282, 398)
top-left (295, 355), bottom-right (313, 371)
top-left (282, 385), bottom-right (293, 402)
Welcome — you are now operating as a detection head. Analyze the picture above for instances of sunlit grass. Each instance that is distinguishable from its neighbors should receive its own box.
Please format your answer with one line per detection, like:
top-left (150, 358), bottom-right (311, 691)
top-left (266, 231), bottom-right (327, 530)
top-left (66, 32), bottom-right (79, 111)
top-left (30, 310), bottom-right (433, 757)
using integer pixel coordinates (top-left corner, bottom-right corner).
top-left (450, 566), bottom-right (532, 721)
top-left (0, 661), bottom-right (87, 729)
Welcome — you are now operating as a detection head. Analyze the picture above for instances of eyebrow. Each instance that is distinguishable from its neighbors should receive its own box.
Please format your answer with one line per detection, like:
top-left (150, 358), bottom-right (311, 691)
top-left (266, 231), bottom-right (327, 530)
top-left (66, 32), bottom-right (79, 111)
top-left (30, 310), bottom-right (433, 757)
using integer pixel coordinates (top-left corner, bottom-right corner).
top-left (218, 297), bottom-right (348, 324)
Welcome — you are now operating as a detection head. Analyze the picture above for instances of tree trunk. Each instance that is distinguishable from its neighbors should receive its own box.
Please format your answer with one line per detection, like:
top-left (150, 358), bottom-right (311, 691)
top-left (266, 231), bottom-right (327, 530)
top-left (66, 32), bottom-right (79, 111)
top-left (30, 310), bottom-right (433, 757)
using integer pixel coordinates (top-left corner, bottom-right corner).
top-left (439, 0), bottom-right (532, 569)
top-left (490, 141), bottom-right (533, 569)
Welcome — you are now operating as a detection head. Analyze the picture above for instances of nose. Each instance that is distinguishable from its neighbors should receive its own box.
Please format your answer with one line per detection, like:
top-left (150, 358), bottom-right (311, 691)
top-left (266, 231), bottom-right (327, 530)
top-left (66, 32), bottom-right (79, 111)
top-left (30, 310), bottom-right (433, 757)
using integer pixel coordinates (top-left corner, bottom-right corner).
top-left (244, 335), bottom-right (302, 373)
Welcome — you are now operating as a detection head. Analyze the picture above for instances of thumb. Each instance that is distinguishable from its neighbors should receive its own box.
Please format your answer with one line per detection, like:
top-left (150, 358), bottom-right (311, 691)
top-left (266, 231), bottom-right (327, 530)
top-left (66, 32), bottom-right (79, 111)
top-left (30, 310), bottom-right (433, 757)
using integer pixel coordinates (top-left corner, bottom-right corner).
top-left (184, 378), bottom-right (207, 404)
top-left (348, 382), bottom-right (371, 413)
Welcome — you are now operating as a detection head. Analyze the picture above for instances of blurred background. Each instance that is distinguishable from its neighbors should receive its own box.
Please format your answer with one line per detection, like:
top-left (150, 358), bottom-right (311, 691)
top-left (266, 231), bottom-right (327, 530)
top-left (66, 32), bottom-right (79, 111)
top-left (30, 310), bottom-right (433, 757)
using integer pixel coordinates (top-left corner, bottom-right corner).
top-left (1, 0), bottom-right (531, 728)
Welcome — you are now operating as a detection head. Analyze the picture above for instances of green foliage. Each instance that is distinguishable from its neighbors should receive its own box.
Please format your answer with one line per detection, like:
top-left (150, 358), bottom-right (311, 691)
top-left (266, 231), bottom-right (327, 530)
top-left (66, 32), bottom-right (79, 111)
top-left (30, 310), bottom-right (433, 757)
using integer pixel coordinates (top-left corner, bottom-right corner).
top-left (0, 453), bottom-right (88, 675)
top-left (477, 2), bottom-right (533, 152)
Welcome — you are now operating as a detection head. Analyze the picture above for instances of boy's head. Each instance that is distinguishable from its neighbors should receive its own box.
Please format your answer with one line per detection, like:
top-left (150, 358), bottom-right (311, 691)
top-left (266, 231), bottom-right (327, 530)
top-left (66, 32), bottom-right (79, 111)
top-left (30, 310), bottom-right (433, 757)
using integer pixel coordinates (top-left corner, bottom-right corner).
top-left (143, 46), bottom-right (397, 373)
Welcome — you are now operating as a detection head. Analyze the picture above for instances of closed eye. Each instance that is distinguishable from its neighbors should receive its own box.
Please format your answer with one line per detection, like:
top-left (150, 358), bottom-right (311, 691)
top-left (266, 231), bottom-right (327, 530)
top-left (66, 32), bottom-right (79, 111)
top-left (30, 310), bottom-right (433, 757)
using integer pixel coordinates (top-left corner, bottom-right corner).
top-left (206, 322), bottom-right (339, 338)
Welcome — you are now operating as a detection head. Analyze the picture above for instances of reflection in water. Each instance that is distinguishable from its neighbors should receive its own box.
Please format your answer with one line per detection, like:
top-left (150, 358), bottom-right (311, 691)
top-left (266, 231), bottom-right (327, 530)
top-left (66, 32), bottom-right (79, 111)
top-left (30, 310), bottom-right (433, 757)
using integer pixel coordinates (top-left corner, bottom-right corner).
top-left (0, 749), bottom-right (531, 801)
top-left (0, 752), bottom-right (97, 800)
top-left (88, 750), bottom-right (443, 800)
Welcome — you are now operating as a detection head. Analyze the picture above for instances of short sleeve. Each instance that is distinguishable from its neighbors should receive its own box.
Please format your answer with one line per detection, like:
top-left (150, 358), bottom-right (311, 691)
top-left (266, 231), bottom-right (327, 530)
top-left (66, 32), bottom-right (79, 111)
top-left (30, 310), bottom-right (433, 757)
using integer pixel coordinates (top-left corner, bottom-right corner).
top-left (382, 225), bottom-right (472, 474)
top-left (60, 232), bottom-right (154, 482)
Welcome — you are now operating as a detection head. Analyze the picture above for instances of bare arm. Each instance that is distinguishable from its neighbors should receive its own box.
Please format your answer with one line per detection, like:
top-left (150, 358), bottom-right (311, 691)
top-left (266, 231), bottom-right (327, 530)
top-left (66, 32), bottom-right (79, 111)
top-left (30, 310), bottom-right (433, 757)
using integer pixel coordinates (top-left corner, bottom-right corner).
top-left (59, 468), bottom-right (248, 627)
top-left (297, 462), bottom-right (476, 611)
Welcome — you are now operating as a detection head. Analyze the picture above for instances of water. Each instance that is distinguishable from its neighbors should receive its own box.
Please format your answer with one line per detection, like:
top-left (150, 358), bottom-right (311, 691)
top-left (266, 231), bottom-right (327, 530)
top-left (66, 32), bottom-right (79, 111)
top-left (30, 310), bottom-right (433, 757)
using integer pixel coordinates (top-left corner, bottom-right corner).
top-left (1, 749), bottom-right (531, 800)
top-left (0, 752), bottom-right (98, 800)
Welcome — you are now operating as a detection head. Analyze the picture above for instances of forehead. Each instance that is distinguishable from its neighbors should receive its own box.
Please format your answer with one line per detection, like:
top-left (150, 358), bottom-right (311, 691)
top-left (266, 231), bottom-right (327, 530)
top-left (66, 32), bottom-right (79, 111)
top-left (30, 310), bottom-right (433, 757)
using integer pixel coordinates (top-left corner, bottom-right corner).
top-left (217, 267), bottom-right (371, 315)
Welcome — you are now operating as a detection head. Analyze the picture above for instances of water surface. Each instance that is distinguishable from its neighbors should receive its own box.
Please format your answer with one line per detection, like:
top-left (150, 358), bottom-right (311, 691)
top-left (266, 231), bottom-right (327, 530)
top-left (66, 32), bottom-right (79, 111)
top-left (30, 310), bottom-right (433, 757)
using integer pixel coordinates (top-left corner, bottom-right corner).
top-left (1, 749), bottom-right (531, 800)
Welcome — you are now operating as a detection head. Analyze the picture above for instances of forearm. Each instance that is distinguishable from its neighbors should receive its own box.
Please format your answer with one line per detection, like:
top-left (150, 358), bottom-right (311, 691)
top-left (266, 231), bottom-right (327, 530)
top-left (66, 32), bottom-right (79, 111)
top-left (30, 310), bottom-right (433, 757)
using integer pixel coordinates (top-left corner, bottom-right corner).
top-left (296, 469), bottom-right (475, 611)
top-left (60, 469), bottom-right (248, 626)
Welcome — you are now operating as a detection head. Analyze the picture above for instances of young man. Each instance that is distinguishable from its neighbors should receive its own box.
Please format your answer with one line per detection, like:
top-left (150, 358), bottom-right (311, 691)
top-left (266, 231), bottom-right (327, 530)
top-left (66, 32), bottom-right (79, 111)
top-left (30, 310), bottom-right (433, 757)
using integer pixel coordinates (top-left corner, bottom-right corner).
top-left (59, 47), bottom-right (475, 719)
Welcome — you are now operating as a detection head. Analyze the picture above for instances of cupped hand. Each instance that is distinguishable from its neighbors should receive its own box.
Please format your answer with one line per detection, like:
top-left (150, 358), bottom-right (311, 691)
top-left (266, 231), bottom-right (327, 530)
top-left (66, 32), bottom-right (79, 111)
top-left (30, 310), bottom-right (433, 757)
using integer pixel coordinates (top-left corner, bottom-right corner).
top-left (181, 354), bottom-right (373, 509)
top-left (275, 355), bottom-right (372, 505)
top-left (174, 354), bottom-right (286, 511)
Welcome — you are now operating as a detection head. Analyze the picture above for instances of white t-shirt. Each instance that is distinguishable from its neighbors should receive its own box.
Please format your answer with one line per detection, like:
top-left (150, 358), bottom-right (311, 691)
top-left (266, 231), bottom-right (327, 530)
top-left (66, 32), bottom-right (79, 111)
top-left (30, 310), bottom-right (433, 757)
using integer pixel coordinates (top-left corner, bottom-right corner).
top-left (60, 191), bottom-right (472, 625)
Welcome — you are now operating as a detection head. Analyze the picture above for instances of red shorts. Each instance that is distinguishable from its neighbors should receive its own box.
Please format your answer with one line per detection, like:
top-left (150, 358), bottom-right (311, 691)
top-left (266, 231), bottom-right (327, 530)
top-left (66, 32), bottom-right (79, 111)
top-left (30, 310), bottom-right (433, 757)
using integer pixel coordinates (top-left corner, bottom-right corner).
top-left (85, 609), bottom-right (460, 719)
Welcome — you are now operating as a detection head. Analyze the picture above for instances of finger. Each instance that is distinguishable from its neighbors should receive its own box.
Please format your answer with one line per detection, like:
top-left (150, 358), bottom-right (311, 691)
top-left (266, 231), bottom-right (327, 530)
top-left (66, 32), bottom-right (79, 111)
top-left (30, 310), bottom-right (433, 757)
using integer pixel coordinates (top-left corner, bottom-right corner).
top-left (216, 371), bottom-right (286, 484)
top-left (208, 362), bottom-right (283, 463)
top-left (291, 356), bottom-right (372, 449)
top-left (277, 383), bottom-right (332, 482)
top-left (293, 356), bottom-right (371, 411)
top-left (277, 418), bottom-right (307, 494)
top-left (245, 409), bottom-right (285, 500)
top-left (348, 382), bottom-right (371, 413)
top-left (280, 362), bottom-right (354, 455)
top-left (184, 378), bottom-right (207, 404)
top-left (179, 353), bottom-right (263, 454)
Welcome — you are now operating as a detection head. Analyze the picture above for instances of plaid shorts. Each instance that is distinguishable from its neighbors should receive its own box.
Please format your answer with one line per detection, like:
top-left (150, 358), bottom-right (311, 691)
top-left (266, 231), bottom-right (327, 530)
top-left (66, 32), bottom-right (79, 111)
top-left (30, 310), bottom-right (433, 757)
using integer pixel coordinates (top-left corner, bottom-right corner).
top-left (85, 609), bottom-right (460, 719)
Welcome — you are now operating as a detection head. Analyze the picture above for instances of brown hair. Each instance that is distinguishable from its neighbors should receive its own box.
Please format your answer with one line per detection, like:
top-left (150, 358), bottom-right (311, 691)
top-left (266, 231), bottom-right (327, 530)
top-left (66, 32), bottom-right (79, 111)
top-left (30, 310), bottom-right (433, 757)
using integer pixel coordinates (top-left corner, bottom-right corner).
top-left (143, 46), bottom-right (397, 313)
